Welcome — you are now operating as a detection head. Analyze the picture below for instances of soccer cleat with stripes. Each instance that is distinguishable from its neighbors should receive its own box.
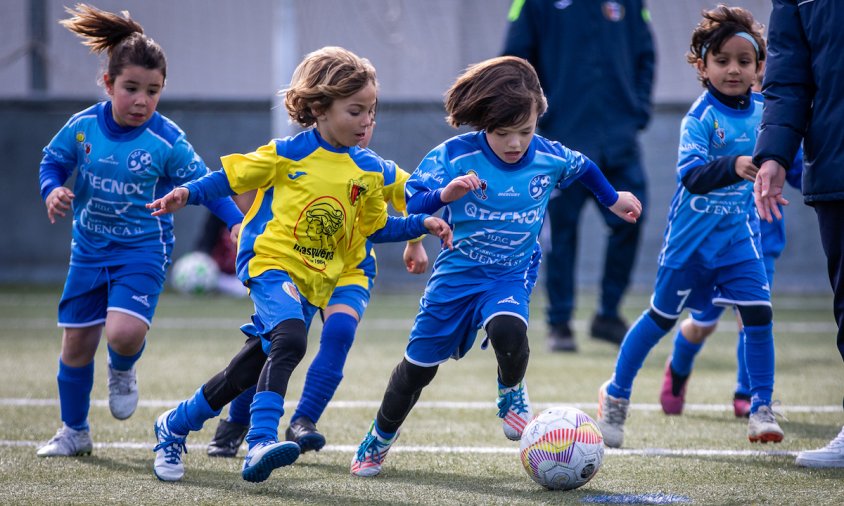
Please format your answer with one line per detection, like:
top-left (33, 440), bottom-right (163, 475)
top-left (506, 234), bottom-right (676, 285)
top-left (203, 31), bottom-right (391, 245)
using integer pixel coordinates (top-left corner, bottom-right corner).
top-left (241, 440), bottom-right (300, 483)
top-left (351, 421), bottom-right (399, 477)
top-left (497, 380), bottom-right (533, 441)
top-left (597, 379), bottom-right (629, 448)
top-left (36, 424), bottom-right (93, 457)
top-left (153, 409), bottom-right (188, 482)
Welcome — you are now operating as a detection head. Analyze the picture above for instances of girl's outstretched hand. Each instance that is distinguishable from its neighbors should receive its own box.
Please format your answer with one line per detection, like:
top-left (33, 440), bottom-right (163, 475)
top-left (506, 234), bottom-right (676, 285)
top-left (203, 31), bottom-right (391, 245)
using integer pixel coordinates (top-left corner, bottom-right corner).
top-left (45, 187), bottom-right (75, 224)
top-left (147, 187), bottom-right (189, 216)
top-left (440, 173), bottom-right (481, 203)
top-left (609, 191), bottom-right (642, 224)
top-left (423, 216), bottom-right (454, 250)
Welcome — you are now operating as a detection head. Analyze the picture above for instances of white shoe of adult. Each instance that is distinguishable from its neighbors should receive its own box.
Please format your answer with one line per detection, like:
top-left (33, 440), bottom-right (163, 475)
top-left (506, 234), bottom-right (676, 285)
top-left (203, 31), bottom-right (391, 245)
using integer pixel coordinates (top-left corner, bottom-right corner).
top-left (795, 425), bottom-right (844, 468)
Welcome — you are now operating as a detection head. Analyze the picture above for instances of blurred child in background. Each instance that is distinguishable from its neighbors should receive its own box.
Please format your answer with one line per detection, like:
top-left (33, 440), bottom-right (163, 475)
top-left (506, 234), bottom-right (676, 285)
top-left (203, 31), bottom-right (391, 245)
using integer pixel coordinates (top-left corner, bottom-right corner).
top-left (596, 5), bottom-right (784, 448)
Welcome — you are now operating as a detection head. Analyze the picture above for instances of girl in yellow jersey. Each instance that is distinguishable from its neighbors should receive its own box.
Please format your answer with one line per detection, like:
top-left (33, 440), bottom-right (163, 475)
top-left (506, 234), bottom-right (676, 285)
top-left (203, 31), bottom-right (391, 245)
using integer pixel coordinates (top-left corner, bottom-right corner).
top-left (146, 46), bottom-right (452, 483)
top-left (206, 120), bottom-right (430, 458)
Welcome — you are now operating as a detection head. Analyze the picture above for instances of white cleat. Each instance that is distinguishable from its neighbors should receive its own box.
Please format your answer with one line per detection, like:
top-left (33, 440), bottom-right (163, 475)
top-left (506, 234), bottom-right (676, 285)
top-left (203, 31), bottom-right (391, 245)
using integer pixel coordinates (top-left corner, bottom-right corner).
top-left (36, 424), bottom-right (93, 457)
top-left (597, 380), bottom-right (629, 449)
top-left (108, 364), bottom-right (139, 420)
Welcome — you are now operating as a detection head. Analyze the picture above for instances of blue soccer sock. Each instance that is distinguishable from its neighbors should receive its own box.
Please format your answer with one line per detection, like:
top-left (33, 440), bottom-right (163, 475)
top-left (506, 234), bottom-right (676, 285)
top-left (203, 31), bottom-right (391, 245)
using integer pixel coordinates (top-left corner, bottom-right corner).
top-left (107, 341), bottom-right (145, 371)
top-left (743, 323), bottom-right (775, 412)
top-left (373, 419), bottom-right (396, 441)
top-left (292, 312), bottom-right (357, 423)
top-left (245, 390), bottom-right (285, 449)
top-left (670, 330), bottom-right (703, 377)
top-left (608, 311), bottom-right (667, 399)
top-left (227, 386), bottom-right (256, 426)
top-left (734, 329), bottom-right (751, 397)
top-left (57, 358), bottom-right (94, 431)
top-left (167, 385), bottom-right (222, 435)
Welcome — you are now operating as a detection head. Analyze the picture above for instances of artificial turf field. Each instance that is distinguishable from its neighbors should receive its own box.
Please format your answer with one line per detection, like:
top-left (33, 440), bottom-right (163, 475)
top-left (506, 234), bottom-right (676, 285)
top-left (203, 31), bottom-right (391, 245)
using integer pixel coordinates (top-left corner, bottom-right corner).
top-left (1, 286), bottom-right (842, 505)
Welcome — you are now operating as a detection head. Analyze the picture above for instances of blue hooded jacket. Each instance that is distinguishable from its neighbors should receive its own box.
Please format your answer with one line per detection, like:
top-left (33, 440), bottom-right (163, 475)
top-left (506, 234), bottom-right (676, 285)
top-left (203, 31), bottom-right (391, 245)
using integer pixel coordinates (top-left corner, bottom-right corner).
top-left (502, 0), bottom-right (655, 165)
top-left (753, 0), bottom-right (844, 204)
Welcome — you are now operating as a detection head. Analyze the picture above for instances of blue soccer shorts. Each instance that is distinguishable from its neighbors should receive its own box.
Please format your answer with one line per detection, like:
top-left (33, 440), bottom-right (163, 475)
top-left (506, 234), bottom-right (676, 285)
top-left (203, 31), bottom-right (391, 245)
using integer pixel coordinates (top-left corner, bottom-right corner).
top-left (690, 254), bottom-right (777, 325)
top-left (651, 258), bottom-right (771, 321)
top-left (405, 280), bottom-right (531, 367)
top-left (58, 262), bottom-right (166, 328)
top-left (238, 269), bottom-right (319, 355)
top-left (328, 282), bottom-right (373, 320)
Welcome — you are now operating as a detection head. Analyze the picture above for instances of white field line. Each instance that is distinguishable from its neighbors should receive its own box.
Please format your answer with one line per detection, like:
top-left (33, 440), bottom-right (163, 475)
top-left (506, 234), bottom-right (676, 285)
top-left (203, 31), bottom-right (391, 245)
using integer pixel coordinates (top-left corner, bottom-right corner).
top-left (2, 317), bottom-right (839, 334)
top-left (0, 439), bottom-right (800, 458)
top-left (1, 397), bottom-right (840, 413)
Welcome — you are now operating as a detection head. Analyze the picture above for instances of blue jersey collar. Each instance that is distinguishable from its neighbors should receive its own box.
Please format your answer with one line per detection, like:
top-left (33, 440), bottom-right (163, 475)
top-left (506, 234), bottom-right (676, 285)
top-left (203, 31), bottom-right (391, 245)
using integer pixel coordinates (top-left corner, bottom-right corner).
top-left (477, 130), bottom-right (536, 171)
top-left (97, 101), bottom-right (154, 141)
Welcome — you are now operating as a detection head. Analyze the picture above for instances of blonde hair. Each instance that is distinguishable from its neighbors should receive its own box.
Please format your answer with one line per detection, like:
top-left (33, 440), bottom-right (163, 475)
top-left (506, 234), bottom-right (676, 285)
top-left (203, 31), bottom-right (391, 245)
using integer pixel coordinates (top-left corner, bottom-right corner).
top-left (284, 46), bottom-right (377, 128)
top-left (444, 56), bottom-right (547, 132)
top-left (60, 3), bottom-right (167, 83)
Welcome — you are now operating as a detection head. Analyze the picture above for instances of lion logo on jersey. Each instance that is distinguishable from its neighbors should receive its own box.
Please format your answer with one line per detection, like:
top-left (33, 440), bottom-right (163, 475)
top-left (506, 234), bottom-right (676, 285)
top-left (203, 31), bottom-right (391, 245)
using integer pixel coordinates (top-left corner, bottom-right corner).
top-left (293, 198), bottom-right (345, 271)
top-left (127, 149), bottom-right (153, 175)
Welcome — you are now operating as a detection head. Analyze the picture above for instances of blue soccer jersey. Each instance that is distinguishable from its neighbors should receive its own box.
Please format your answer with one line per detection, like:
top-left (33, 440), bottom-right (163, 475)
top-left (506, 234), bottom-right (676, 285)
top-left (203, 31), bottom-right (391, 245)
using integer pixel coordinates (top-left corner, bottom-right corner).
top-left (39, 101), bottom-right (232, 271)
top-left (658, 91), bottom-right (765, 269)
top-left (406, 130), bottom-right (612, 303)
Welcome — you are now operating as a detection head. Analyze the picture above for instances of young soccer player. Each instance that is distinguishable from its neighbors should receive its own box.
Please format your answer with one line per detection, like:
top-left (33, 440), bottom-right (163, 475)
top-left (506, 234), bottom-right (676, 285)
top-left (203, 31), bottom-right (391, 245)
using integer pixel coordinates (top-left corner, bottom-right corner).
top-left (205, 120), bottom-right (430, 457)
top-left (350, 55), bottom-right (642, 477)
top-left (596, 5), bottom-right (784, 448)
top-left (35, 4), bottom-right (243, 458)
top-left (659, 149), bottom-right (801, 418)
top-left (145, 46), bottom-right (452, 483)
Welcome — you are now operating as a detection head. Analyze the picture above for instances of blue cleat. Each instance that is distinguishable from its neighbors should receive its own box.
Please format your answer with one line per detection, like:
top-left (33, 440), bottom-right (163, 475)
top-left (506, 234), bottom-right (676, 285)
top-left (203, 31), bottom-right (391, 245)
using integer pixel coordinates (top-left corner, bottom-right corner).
top-left (241, 440), bottom-right (300, 483)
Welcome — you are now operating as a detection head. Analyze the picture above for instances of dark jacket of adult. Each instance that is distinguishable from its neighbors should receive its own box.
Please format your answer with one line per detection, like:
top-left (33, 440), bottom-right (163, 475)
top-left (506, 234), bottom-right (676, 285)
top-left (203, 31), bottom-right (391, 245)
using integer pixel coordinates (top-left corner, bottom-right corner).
top-left (502, 0), bottom-right (655, 165)
top-left (753, 0), bottom-right (844, 204)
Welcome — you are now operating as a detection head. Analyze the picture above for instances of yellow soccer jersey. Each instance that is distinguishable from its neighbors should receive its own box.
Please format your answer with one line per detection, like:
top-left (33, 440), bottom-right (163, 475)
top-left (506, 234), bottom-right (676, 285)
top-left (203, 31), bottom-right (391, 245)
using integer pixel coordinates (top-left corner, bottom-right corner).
top-left (224, 129), bottom-right (389, 308)
top-left (336, 165), bottom-right (413, 289)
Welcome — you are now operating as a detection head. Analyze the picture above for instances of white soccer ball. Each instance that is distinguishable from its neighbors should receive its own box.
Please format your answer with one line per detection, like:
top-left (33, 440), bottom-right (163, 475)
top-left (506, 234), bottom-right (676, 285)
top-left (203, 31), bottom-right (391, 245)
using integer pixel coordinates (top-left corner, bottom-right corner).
top-left (519, 406), bottom-right (604, 491)
top-left (170, 251), bottom-right (220, 295)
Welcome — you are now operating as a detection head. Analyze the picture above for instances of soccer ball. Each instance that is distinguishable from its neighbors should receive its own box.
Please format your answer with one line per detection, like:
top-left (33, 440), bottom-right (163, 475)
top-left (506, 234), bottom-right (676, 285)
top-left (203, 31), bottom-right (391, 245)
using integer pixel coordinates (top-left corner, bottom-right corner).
top-left (170, 251), bottom-right (220, 295)
top-left (519, 406), bottom-right (604, 490)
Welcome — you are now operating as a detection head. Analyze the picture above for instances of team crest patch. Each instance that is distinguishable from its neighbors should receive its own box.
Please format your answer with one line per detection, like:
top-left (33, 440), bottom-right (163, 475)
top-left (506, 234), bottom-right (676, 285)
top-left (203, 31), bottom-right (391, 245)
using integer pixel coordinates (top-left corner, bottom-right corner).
top-left (347, 178), bottom-right (369, 206)
top-left (127, 149), bottom-right (153, 175)
top-left (467, 170), bottom-right (488, 200)
top-left (713, 119), bottom-right (727, 148)
top-left (282, 281), bottom-right (301, 303)
top-left (529, 174), bottom-right (552, 200)
top-left (602, 1), bottom-right (625, 21)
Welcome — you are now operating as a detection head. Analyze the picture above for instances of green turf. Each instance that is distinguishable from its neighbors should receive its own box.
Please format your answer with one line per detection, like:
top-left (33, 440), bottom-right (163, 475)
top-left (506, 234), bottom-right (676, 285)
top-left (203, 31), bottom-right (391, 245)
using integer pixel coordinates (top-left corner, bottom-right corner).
top-left (1, 286), bottom-right (842, 504)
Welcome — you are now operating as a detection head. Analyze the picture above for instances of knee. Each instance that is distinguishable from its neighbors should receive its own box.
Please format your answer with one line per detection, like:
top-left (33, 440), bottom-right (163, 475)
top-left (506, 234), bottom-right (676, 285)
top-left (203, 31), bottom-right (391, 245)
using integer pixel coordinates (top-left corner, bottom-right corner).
top-left (487, 315), bottom-right (529, 358)
top-left (681, 318), bottom-right (716, 343)
top-left (647, 309), bottom-right (677, 332)
top-left (321, 312), bottom-right (358, 352)
top-left (390, 358), bottom-right (438, 394)
top-left (268, 319), bottom-right (308, 362)
top-left (737, 305), bottom-right (773, 327)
